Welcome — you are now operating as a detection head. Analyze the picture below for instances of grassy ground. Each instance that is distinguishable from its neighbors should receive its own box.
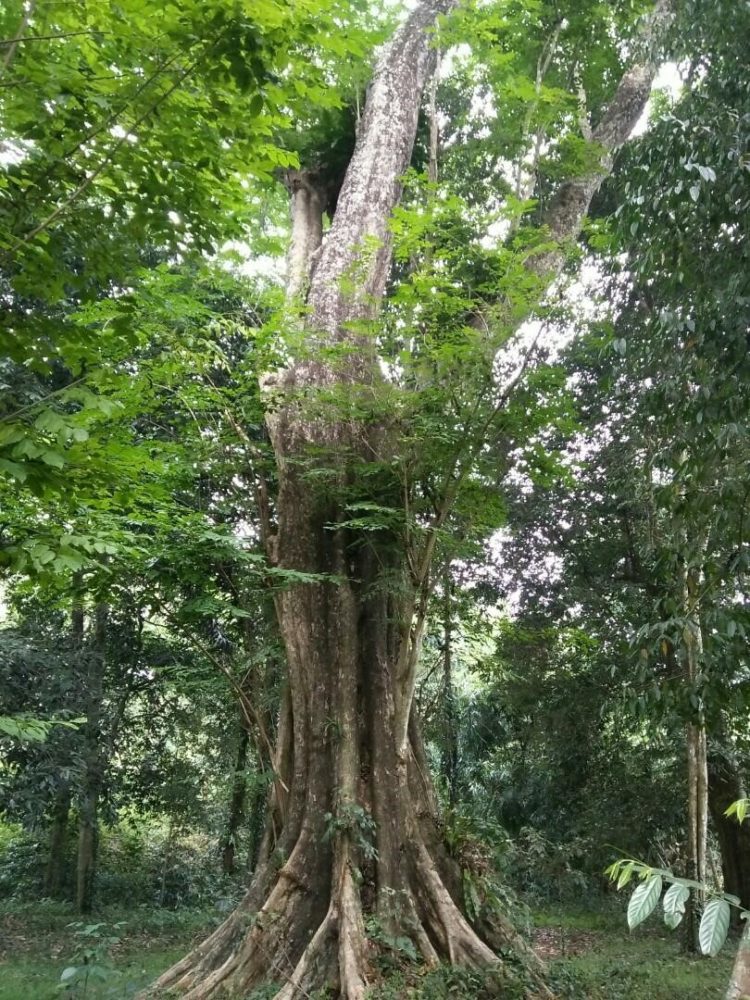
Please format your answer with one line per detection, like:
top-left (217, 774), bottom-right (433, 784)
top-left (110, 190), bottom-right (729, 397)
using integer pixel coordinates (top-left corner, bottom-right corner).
top-left (0, 899), bottom-right (735, 998)
top-left (0, 901), bottom-right (214, 999)
top-left (534, 903), bottom-right (734, 999)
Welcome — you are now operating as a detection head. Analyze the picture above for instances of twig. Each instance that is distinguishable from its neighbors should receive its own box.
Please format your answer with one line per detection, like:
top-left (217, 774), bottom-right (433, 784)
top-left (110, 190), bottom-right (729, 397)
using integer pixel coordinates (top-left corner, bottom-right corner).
top-left (12, 49), bottom-right (204, 247)
top-left (0, 2), bottom-right (35, 77)
top-left (1, 29), bottom-right (106, 46)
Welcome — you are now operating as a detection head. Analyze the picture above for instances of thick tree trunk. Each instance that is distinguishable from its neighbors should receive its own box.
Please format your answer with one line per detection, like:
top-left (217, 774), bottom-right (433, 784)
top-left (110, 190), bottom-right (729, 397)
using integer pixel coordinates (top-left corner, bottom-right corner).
top-left (221, 723), bottom-right (250, 876)
top-left (145, 1), bottom-right (668, 995)
top-left (45, 783), bottom-right (71, 897)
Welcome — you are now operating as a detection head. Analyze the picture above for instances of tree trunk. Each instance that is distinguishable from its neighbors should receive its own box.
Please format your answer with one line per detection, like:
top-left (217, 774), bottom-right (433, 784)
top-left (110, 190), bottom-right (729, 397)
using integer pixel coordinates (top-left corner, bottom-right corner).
top-left (144, 2), bottom-right (668, 995)
top-left (221, 723), bottom-right (250, 876)
top-left (45, 783), bottom-right (71, 898)
top-left (246, 772), bottom-right (268, 874)
top-left (682, 562), bottom-right (709, 952)
top-left (441, 572), bottom-right (459, 806)
top-left (709, 748), bottom-right (750, 917)
top-left (726, 921), bottom-right (750, 1000)
top-left (76, 603), bottom-right (107, 914)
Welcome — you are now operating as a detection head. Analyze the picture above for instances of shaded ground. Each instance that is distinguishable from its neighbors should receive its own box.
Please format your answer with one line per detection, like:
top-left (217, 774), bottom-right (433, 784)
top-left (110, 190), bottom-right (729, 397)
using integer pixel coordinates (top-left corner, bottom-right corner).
top-left (534, 905), bottom-right (734, 999)
top-left (0, 901), bottom-right (214, 999)
top-left (0, 900), bottom-right (735, 998)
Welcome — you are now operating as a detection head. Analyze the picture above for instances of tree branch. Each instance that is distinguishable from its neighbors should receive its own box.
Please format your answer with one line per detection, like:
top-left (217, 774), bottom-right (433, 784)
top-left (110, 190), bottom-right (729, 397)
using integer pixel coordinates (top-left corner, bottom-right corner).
top-left (534, 0), bottom-right (673, 275)
top-left (0, 2), bottom-right (35, 78)
top-left (303, 0), bottom-right (457, 349)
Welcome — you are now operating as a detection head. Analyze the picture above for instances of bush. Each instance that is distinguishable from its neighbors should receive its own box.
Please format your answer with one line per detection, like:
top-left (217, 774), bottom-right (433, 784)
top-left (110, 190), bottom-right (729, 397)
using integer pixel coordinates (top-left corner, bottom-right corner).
top-left (368, 963), bottom-right (529, 999)
top-left (0, 816), bottom-right (245, 910)
top-left (0, 827), bottom-right (47, 899)
top-left (502, 827), bottom-right (597, 904)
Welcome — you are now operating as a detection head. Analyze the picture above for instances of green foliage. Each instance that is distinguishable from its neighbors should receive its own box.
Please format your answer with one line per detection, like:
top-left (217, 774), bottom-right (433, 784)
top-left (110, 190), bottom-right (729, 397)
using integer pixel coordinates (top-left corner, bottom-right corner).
top-left (323, 803), bottom-right (378, 861)
top-left (367, 962), bottom-right (527, 1000)
top-left (365, 912), bottom-right (419, 971)
top-left (0, 0), bottom-right (746, 994)
top-left (606, 857), bottom-right (748, 957)
top-left (59, 921), bottom-right (125, 994)
top-left (626, 875), bottom-right (662, 930)
top-left (0, 820), bottom-right (244, 909)
top-left (0, 715), bottom-right (83, 742)
top-left (542, 910), bottom-right (733, 1000)
top-left (725, 798), bottom-right (750, 824)
top-left (662, 883), bottom-right (690, 931)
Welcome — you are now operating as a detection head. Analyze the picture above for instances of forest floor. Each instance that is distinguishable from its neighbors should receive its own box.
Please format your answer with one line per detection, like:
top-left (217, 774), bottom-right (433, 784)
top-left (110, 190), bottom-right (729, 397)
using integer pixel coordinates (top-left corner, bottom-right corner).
top-left (534, 904), bottom-right (734, 999)
top-left (0, 900), bottom-right (734, 998)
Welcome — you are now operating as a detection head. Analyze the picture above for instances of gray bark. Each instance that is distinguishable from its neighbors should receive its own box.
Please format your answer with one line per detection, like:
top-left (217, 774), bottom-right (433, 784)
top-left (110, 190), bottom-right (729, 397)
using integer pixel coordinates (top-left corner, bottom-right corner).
top-left (534, 0), bottom-right (673, 277)
top-left (284, 169), bottom-right (328, 301)
top-left (726, 921), bottom-right (750, 1000)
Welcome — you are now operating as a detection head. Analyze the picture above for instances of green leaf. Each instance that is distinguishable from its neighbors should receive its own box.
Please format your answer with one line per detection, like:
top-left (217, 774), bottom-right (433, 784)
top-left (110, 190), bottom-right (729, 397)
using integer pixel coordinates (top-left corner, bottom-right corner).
top-left (60, 966), bottom-right (79, 983)
top-left (617, 861), bottom-right (637, 889)
top-left (663, 882), bottom-right (690, 930)
top-left (699, 898), bottom-right (731, 957)
top-left (40, 449), bottom-right (65, 469)
top-left (628, 874), bottom-right (662, 929)
top-left (0, 458), bottom-right (28, 481)
top-left (725, 799), bottom-right (749, 824)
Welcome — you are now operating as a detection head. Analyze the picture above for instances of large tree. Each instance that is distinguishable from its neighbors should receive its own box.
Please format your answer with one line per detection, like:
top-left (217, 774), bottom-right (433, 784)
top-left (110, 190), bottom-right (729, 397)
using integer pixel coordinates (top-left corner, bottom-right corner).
top-left (147, 1), bottom-right (673, 996)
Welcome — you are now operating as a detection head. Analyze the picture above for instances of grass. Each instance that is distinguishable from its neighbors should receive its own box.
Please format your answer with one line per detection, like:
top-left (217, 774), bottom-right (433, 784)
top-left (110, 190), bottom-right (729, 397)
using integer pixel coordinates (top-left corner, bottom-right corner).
top-left (534, 903), bottom-right (735, 999)
top-left (0, 899), bottom-right (736, 998)
top-left (0, 900), bottom-right (216, 999)
top-left (0, 950), bottom-right (185, 1000)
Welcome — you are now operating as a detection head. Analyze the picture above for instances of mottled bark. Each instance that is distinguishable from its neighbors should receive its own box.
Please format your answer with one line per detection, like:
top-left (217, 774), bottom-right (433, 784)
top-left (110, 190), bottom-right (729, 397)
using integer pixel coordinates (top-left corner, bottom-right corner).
top-left (534, 0), bottom-right (673, 276)
top-left (284, 169), bottom-right (328, 302)
top-left (441, 573), bottom-right (459, 805)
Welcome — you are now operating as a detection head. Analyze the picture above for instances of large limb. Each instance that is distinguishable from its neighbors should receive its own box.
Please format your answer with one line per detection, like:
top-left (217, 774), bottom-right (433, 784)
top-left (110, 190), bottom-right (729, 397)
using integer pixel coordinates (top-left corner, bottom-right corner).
top-left (533, 0), bottom-right (673, 277)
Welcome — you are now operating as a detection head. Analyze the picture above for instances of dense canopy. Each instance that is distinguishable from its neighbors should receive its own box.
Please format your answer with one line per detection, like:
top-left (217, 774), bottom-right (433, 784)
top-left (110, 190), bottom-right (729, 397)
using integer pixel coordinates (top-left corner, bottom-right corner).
top-left (1, 0), bottom-right (749, 997)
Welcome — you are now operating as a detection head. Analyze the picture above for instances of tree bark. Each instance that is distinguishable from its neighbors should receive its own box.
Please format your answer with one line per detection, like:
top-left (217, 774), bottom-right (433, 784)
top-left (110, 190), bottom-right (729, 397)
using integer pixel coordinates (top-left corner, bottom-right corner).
top-left (220, 723), bottom-right (250, 876)
top-left (682, 561), bottom-right (709, 952)
top-left (145, 2), bottom-right (669, 996)
top-left (726, 921), bottom-right (750, 1000)
top-left (441, 572), bottom-right (459, 806)
top-left (45, 783), bottom-right (71, 898)
top-left (76, 603), bottom-right (107, 914)
top-left (709, 748), bottom-right (750, 917)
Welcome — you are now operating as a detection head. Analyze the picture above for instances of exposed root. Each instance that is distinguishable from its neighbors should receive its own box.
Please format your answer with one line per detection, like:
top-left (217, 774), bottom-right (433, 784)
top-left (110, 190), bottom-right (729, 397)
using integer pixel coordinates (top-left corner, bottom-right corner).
top-left (272, 913), bottom-right (335, 1000)
top-left (336, 864), bottom-right (368, 1000)
top-left (146, 909), bottom-right (245, 995)
top-left (411, 838), bottom-right (498, 967)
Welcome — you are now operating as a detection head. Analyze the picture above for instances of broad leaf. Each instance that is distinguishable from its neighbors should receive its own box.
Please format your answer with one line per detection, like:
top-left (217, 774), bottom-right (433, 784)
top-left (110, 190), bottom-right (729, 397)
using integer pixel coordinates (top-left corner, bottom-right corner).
top-left (699, 899), bottom-right (731, 957)
top-left (628, 874), bottom-right (662, 930)
top-left (663, 882), bottom-right (690, 930)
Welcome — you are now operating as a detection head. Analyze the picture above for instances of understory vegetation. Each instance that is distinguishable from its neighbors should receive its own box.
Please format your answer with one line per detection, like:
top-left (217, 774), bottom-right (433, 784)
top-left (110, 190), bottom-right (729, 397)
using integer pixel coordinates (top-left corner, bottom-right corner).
top-left (1, 0), bottom-right (748, 997)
